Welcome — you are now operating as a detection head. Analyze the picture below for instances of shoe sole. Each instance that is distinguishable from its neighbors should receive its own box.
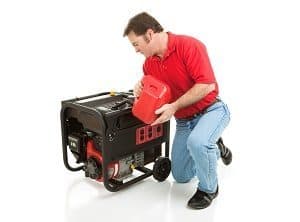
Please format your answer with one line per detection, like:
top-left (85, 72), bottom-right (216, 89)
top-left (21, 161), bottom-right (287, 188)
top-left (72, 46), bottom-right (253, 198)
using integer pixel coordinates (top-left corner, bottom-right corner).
top-left (222, 150), bottom-right (232, 165)
top-left (187, 189), bottom-right (219, 210)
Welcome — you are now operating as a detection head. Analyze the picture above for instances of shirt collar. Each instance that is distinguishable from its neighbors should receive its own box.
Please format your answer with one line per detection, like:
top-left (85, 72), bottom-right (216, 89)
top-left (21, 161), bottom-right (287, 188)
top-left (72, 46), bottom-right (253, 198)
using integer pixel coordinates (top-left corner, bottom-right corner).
top-left (152, 32), bottom-right (176, 61)
top-left (163, 32), bottom-right (176, 59)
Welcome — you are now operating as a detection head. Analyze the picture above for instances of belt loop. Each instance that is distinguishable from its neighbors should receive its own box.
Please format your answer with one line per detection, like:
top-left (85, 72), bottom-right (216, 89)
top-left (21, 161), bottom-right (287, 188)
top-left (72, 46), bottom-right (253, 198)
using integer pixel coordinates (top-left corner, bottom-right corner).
top-left (201, 97), bottom-right (221, 115)
top-left (180, 97), bottom-right (222, 121)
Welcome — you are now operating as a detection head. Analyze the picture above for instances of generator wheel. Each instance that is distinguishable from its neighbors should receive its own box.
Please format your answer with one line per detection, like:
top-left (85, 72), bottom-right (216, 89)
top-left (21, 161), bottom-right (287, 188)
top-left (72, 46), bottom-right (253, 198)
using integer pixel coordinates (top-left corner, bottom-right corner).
top-left (153, 157), bottom-right (171, 182)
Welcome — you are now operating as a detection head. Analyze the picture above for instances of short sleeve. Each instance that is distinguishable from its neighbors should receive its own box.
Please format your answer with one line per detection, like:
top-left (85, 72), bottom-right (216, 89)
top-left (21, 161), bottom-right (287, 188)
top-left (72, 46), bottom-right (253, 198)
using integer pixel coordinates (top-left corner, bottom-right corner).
top-left (182, 39), bottom-right (216, 83)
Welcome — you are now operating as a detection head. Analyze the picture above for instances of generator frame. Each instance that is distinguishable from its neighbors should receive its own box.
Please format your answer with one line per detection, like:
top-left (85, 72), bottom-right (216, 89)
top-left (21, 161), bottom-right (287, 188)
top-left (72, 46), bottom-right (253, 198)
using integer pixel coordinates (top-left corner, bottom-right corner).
top-left (60, 92), bottom-right (171, 192)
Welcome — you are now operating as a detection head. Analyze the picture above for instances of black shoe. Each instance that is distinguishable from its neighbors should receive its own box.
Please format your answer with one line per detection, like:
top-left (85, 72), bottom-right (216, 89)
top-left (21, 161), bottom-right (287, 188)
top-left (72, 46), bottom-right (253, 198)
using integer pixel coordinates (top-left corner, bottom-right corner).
top-left (217, 138), bottom-right (232, 165)
top-left (187, 187), bottom-right (219, 209)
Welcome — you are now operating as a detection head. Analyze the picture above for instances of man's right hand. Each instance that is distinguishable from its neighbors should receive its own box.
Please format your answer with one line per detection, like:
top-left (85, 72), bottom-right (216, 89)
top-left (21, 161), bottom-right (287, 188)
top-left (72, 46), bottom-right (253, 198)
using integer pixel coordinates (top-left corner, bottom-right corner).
top-left (133, 80), bottom-right (143, 98)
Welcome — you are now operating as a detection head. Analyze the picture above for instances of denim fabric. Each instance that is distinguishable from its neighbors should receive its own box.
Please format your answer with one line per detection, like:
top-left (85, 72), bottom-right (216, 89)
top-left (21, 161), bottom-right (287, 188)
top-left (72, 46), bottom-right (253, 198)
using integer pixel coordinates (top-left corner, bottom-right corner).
top-left (171, 100), bottom-right (231, 193)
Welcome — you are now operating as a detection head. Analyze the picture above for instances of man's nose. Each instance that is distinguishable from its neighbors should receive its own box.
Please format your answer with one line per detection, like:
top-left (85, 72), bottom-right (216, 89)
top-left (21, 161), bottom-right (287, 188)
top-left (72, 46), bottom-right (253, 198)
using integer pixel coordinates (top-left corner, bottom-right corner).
top-left (135, 48), bottom-right (140, 53)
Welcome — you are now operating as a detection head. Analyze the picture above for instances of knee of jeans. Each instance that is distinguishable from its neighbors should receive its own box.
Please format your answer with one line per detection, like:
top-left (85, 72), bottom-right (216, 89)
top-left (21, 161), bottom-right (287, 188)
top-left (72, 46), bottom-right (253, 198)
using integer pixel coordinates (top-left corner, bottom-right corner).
top-left (171, 165), bottom-right (191, 183)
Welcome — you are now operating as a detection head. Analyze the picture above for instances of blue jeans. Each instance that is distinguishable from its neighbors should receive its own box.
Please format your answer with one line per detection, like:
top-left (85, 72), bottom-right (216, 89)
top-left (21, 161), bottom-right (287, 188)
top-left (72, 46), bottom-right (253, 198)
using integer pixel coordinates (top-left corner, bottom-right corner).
top-left (171, 99), bottom-right (231, 193)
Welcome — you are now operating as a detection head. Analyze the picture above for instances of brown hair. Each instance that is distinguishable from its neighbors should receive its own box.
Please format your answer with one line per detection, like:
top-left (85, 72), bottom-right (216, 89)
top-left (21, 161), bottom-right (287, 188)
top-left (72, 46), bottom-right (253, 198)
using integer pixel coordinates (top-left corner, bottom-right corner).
top-left (123, 12), bottom-right (164, 37)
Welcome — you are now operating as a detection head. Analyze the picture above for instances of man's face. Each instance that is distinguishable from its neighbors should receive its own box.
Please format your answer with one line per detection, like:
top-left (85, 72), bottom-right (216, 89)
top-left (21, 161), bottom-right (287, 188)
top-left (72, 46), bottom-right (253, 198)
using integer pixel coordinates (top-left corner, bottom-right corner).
top-left (127, 31), bottom-right (153, 58)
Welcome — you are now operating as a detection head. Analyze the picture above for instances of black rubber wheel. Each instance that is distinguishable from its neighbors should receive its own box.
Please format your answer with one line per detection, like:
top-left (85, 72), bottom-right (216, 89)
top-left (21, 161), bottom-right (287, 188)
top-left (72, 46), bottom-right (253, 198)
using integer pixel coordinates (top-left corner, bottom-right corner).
top-left (153, 157), bottom-right (171, 182)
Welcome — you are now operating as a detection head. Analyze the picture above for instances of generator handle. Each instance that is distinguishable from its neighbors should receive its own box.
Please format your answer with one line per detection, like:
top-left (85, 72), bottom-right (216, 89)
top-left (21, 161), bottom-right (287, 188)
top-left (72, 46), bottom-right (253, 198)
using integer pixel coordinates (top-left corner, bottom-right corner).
top-left (62, 92), bottom-right (111, 103)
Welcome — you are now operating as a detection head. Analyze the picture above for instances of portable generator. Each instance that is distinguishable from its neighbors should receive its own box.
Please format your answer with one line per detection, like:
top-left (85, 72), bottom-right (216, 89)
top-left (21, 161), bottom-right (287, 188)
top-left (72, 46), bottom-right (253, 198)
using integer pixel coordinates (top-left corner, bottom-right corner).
top-left (60, 91), bottom-right (171, 192)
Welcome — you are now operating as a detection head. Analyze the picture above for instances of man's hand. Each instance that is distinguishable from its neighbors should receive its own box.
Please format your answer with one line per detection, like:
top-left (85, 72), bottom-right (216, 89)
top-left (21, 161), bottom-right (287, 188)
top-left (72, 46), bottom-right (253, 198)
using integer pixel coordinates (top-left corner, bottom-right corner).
top-left (151, 103), bottom-right (178, 126)
top-left (150, 83), bottom-right (215, 126)
top-left (133, 80), bottom-right (143, 98)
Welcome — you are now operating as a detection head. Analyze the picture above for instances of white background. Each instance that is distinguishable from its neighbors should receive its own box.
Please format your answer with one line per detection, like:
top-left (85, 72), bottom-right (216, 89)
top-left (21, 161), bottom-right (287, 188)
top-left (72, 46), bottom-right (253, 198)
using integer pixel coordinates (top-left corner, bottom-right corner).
top-left (1, 0), bottom-right (300, 221)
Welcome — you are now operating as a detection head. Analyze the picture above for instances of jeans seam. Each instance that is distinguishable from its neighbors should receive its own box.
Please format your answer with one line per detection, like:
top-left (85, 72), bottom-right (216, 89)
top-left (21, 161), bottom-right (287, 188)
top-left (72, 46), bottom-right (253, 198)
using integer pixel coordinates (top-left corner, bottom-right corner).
top-left (208, 107), bottom-right (230, 144)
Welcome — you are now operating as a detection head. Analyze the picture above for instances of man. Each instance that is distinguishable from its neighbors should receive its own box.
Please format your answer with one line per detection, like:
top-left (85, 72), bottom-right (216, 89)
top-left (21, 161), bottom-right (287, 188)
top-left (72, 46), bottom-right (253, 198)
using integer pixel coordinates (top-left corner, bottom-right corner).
top-left (123, 12), bottom-right (232, 210)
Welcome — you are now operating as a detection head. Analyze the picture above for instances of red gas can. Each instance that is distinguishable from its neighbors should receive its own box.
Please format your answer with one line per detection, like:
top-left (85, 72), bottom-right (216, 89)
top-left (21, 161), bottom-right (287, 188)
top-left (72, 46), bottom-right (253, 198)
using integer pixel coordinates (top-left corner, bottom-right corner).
top-left (132, 75), bottom-right (171, 124)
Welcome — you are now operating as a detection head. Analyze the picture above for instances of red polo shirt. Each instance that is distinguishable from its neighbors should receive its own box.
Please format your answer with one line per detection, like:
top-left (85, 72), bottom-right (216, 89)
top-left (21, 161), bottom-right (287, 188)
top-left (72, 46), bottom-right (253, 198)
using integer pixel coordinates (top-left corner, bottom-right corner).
top-left (143, 32), bottom-right (219, 119)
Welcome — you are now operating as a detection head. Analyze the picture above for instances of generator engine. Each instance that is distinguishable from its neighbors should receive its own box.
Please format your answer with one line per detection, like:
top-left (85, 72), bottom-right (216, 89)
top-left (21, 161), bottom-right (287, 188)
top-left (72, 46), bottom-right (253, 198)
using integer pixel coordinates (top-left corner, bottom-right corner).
top-left (68, 132), bottom-right (145, 181)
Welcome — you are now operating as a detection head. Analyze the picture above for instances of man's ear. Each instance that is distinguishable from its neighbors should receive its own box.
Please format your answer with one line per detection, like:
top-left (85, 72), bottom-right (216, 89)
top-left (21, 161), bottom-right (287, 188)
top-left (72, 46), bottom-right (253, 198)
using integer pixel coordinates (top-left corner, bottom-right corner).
top-left (146, 29), bottom-right (154, 40)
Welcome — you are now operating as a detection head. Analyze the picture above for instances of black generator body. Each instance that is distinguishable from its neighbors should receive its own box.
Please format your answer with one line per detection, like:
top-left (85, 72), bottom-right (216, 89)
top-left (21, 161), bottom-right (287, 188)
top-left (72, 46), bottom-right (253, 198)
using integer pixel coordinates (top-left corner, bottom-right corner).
top-left (60, 91), bottom-right (171, 192)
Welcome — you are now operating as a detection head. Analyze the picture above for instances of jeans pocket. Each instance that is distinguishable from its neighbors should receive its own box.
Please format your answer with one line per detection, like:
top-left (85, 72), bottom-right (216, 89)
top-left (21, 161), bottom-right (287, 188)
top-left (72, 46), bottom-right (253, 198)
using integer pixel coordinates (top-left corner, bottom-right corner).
top-left (206, 101), bottom-right (223, 112)
top-left (176, 119), bottom-right (189, 129)
top-left (207, 104), bottom-right (231, 144)
top-left (223, 103), bottom-right (231, 120)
